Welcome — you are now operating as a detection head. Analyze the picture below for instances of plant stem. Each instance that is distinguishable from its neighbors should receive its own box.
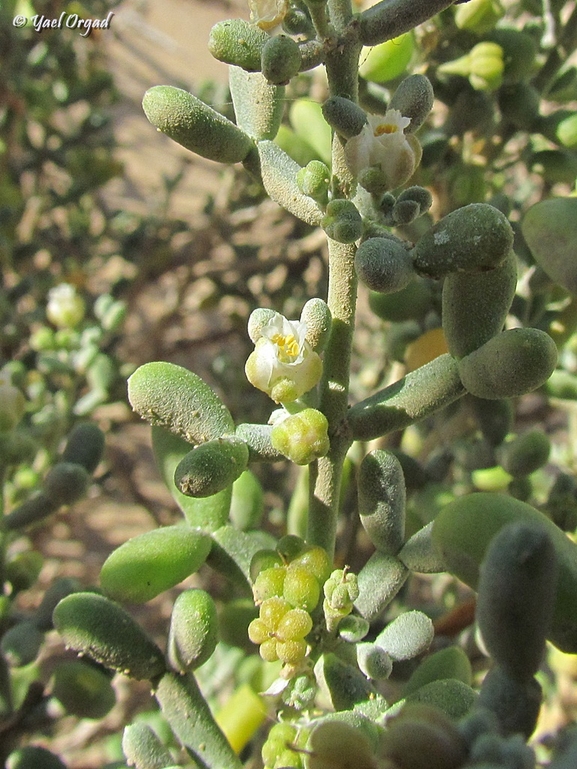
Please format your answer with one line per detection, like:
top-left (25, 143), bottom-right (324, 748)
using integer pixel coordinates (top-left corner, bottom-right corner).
top-left (346, 353), bottom-right (465, 441)
top-left (327, 0), bottom-right (354, 32)
top-left (306, 8), bottom-right (360, 559)
top-left (155, 671), bottom-right (243, 769)
top-left (308, 239), bottom-right (357, 558)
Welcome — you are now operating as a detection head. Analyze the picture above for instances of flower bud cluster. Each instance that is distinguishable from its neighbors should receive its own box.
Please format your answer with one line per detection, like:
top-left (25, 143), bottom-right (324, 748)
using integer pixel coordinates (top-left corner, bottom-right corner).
top-left (248, 537), bottom-right (331, 670)
top-left (261, 720), bottom-right (309, 769)
top-left (271, 408), bottom-right (329, 465)
top-left (323, 567), bottom-right (359, 631)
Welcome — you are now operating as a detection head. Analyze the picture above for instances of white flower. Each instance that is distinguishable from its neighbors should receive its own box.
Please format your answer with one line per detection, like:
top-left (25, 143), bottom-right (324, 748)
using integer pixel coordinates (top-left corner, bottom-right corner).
top-left (245, 312), bottom-right (322, 403)
top-left (248, 0), bottom-right (289, 30)
top-left (345, 110), bottom-right (420, 190)
top-left (46, 283), bottom-right (85, 328)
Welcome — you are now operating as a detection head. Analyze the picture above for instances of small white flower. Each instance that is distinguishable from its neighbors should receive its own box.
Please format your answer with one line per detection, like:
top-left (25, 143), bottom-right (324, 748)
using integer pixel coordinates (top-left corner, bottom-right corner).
top-left (248, 0), bottom-right (288, 30)
top-left (345, 110), bottom-right (419, 190)
top-left (46, 283), bottom-right (85, 328)
top-left (245, 312), bottom-right (322, 403)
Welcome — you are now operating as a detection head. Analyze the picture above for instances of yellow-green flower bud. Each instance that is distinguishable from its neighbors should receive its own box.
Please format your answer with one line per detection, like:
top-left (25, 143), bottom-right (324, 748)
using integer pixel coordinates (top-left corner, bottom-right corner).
top-left (271, 408), bottom-right (329, 465)
top-left (245, 312), bottom-right (322, 403)
top-left (469, 42), bottom-right (505, 91)
top-left (46, 283), bottom-right (85, 329)
top-left (296, 160), bottom-right (330, 204)
top-left (454, 0), bottom-right (504, 34)
top-left (439, 42), bottom-right (504, 92)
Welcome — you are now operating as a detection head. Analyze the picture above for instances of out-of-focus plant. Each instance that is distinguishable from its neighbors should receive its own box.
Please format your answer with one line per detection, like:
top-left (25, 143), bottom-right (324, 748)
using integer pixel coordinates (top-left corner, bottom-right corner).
top-left (0, 420), bottom-right (105, 764)
top-left (0, 0), bottom-right (133, 454)
top-left (16, 0), bottom-right (577, 768)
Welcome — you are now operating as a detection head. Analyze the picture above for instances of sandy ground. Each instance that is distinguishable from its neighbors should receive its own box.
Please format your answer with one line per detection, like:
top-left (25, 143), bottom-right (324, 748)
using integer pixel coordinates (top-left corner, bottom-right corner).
top-left (103, 0), bottom-right (248, 220)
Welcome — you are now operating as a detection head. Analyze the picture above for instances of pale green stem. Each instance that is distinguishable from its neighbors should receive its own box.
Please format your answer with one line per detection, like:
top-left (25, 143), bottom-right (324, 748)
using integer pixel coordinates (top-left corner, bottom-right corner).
top-left (306, 4), bottom-right (360, 559)
top-left (307, 1), bottom-right (332, 39)
top-left (307, 238), bottom-right (357, 557)
top-left (327, 0), bottom-right (354, 31)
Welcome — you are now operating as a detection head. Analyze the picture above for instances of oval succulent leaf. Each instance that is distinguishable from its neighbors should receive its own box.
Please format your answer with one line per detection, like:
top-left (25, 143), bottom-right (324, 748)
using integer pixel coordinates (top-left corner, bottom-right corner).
top-left (175, 437), bottom-right (249, 498)
top-left (128, 362), bottom-right (235, 446)
top-left (521, 198), bottom-right (577, 294)
top-left (53, 592), bottom-right (166, 680)
top-left (100, 525), bottom-right (212, 603)
top-left (143, 85), bottom-right (253, 164)
top-left (432, 492), bottom-right (577, 652)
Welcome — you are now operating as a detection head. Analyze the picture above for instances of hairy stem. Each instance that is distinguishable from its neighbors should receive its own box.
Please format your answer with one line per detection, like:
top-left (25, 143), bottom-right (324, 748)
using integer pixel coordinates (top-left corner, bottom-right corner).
top-left (346, 353), bottom-right (466, 441)
top-left (306, 7), bottom-right (361, 558)
top-left (328, 0), bottom-right (354, 32)
top-left (308, 239), bottom-right (357, 557)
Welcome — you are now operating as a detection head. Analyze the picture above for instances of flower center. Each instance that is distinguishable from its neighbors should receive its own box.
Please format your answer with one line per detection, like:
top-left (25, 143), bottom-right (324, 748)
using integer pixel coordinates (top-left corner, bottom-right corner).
top-left (271, 333), bottom-right (300, 363)
top-left (374, 123), bottom-right (399, 136)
